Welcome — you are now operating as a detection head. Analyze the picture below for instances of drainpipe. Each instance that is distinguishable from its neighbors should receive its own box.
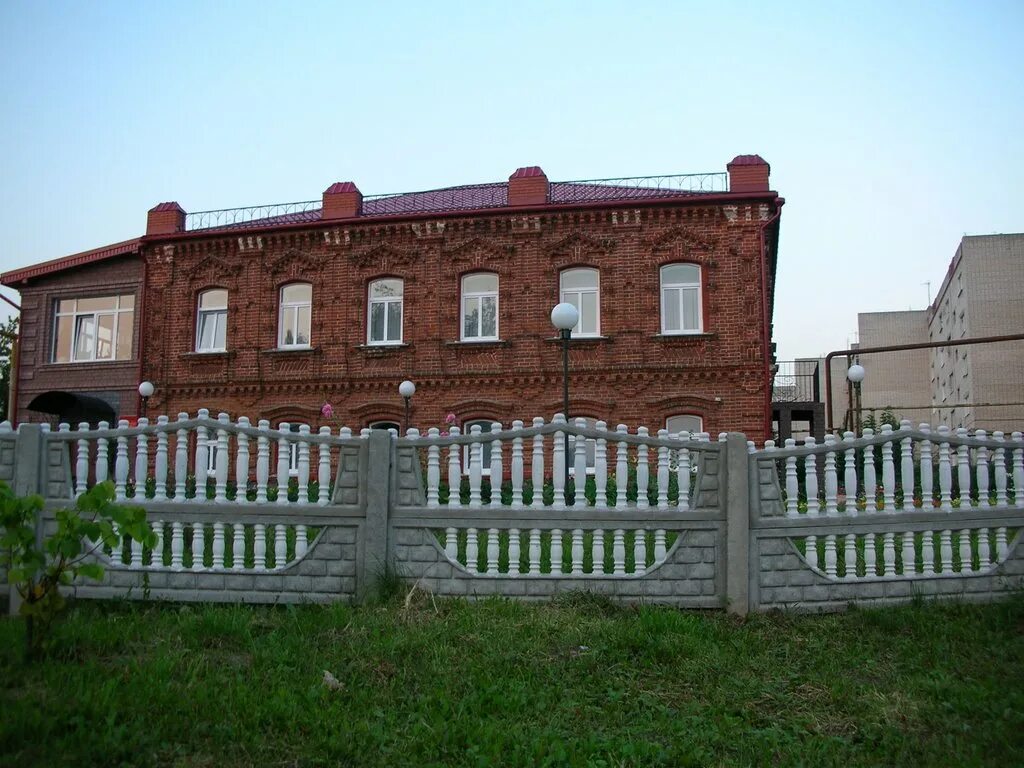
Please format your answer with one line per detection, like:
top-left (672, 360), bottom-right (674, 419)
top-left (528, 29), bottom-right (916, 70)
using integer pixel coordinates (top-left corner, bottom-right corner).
top-left (758, 199), bottom-right (784, 440)
top-left (136, 253), bottom-right (148, 417)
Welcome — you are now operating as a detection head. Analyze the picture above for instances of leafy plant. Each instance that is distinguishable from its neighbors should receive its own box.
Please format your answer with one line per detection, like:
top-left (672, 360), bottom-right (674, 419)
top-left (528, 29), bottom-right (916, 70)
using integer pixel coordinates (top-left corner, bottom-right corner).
top-left (0, 480), bottom-right (155, 659)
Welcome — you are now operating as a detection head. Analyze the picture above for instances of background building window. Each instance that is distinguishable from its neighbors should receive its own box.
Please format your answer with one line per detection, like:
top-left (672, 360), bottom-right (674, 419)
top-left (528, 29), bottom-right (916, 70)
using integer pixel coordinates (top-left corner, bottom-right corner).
top-left (278, 283), bottom-right (312, 348)
top-left (666, 414), bottom-right (704, 435)
top-left (368, 279), bottom-right (403, 344)
top-left (567, 416), bottom-right (597, 475)
top-left (369, 421), bottom-right (400, 434)
top-left (660, 263), bottom-right (702, 334)
top-left (53, 294), bottom-right (135, 363)
top-left (461, 273), bottom-right (498, 341)
top-left (195, 289), bottom-right (228, 352)
top-left (462, 419), bottom-right (496, 474)
top-left (560, 268), bottom-right (600, 336)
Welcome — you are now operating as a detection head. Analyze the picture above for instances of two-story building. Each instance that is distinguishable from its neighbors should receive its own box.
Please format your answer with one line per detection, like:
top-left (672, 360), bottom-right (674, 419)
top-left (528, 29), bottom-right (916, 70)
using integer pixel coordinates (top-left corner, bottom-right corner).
top-left (2, 155), bottom-right (783, 442)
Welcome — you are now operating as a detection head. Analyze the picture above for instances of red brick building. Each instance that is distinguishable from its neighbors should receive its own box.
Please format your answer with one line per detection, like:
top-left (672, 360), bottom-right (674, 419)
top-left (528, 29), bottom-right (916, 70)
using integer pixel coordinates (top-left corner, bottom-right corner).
top-left (2, 155), bottom-right (783, 442)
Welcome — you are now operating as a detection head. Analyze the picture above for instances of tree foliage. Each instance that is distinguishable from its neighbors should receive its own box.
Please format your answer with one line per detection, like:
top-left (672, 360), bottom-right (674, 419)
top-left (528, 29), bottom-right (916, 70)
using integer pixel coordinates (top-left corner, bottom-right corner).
top-left (0, 314), bottom-right (17, 421)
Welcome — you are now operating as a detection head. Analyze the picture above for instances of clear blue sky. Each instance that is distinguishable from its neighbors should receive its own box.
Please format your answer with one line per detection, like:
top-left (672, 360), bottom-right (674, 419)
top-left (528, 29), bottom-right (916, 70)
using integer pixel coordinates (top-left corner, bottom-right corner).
top-left (1, 0), bottom-right (1021, 360)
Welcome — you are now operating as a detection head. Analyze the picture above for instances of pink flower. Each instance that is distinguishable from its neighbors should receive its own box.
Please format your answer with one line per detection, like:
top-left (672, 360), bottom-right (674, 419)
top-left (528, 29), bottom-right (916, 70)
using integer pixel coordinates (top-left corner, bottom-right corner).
top-left (445, 412), bottom-right (457, 425)
top-left (320, 403), bottom-right (334, 419)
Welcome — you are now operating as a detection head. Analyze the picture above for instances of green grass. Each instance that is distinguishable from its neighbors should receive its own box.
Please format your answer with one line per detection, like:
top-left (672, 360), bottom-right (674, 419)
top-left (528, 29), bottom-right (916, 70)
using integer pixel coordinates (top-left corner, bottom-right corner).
top-left (1, 595), bottom-right (1022, 767)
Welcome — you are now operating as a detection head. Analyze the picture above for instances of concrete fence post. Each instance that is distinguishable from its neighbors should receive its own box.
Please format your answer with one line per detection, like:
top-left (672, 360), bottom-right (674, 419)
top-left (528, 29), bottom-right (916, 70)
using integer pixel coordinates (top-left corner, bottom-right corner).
top-left (8, 425), bottom-right (44, 615)
top-left (357, 430), bottom-right (392, 601)
top-left (723, 432), bottom-right (750, 616)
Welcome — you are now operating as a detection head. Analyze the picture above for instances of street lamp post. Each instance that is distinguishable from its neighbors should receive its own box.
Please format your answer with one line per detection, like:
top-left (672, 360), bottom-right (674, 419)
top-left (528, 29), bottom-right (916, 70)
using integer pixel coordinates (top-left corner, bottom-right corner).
top-left (398, 380), bottom-right (416, 434)
top-left (846, 364), bottom-right (865, 435)
top-left (550, 302), bottom-right (579, 496)
top-left (138, 381), bottom-right (155, 420)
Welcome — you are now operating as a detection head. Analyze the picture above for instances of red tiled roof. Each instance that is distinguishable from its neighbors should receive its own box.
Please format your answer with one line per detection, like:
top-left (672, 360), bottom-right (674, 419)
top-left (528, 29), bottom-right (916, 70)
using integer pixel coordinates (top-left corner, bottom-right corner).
top-left (1, 237), bottom-right (141, 285)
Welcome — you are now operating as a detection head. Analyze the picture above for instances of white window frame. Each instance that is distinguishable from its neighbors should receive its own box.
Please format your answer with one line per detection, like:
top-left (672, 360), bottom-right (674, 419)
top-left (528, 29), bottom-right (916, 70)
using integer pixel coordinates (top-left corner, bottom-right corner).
top-left (666, 414), bottom-right (704, 436)
top-left (52, 294), bottom-right (135, 363)
top-left (195, 289), bottom-right (228, 353)
top-left (278, 283), bottom-right (312, 349)
top-left (460, 273), bottom-right (499, 342)
top-left (462, 419), bottom-right (496, 476)
top-left (367, 279), bottom-right (404, 345)
top-left (660, 264), bottom-right (703, 335)
top-left (560, 268), bottom-right (600, 337)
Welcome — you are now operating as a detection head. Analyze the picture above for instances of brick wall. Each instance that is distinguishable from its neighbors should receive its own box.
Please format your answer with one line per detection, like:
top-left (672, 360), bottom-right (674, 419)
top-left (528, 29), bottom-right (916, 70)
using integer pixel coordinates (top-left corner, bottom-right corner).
top-left (142, 202), bottom-right (778, 442)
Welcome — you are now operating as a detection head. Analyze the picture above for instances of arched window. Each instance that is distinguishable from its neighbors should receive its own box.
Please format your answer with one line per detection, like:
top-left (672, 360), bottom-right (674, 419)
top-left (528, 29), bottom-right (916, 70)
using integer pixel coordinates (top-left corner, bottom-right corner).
top-left (462, 419), bottom-right (497, 475)
top-left (278, 283), bottom-right (312, 348)
top-left (559, 268), bottom-right (599, 337)
top-left (660, 264), bottom-right (702, 334)
top-left (367, 278), bottom-right (403, 345)
top-left (195, 289), bottom-right (228, 352)
top-left (666, 414), bottom-right (703, 436)
top-left (461, 273), bottom-right (498, 341)
top-left (369, 421), bottom-right (400, 434)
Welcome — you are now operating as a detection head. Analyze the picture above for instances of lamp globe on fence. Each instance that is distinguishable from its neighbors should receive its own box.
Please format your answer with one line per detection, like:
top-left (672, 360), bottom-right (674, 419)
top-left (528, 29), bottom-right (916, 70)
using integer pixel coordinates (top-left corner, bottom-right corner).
top-left (399, 380), bottom-right (416, 434)
top-left (846, 364), bottom-right (865, 435)
top-left (550, 302), bottom-right (579, 496)
top-left (138, 381), bottom-right (155, 419)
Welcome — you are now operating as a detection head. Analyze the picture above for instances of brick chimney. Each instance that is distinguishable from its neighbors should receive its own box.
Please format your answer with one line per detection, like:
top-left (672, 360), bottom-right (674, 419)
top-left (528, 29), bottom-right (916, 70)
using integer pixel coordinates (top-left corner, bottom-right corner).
top-left (507, 166), bottom-right (548, 207)
top-left (146, 202), bottom-right (186, 235)
top-left (322, 182), bottom-right (362, 220)
top-left (726, 155), bottom-right (771, 193)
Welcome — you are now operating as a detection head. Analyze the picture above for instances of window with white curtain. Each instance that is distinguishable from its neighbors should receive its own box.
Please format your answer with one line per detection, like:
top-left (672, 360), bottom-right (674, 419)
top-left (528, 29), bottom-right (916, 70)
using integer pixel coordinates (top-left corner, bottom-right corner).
top-left (461, 273), bottom-right (498, 341)
top-left (560, 268), bottom-right (600, 337)
top-left (660, 264), bottom-right (702, 334)
top-left (195, 289), bottom-right (228, 352)
top-left (368, 278), bottom-right (403, 344)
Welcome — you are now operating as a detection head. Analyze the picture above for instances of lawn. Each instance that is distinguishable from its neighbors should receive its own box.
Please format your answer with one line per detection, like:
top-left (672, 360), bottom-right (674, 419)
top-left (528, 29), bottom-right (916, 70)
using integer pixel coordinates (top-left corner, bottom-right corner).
top-left (1, 593), bottom-right (1022, 767)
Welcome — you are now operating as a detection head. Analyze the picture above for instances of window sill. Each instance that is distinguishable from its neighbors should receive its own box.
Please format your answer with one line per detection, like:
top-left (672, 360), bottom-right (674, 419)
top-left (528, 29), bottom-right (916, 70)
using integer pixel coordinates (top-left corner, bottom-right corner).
top-left (544, 335), bottom-right (612, 343)
top-left (260, 346), bottom-right (321, 355)
top-left (356, 343), bottom-right (411, 353)
top-left (41, 359), bottom-right (136, 369)
top-left (182, 350), bottom-right (233, 359)
top-left (445, 340), bottom-right (510, 348)
top-left (652, 332), bottom-right (716, 341)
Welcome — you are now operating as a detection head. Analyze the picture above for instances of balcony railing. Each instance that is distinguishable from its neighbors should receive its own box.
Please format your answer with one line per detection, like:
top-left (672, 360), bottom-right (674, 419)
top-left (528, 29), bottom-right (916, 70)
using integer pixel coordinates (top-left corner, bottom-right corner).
top-left (772, 361), bottom-right (821, 403)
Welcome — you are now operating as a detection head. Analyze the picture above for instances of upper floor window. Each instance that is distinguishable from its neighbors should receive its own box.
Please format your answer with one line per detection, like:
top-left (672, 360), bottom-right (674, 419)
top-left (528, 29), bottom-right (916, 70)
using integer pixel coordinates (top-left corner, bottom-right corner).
top-left (462, 419), bottom-right (496, 475)
top-left (461, 273), bottom-right (498, 341)
top-left (560, 268), bottom-right (599, 337)
top-left (660, 263), bottom-right (702, 334)
top-left (195, 289), bottom-right (227, 352)
top-left (278, 283), bottom-right (311, 348)
top-left (52, 294), bottom-right (134, 363)
top-left (666, 414), bottom-right (703, 436)
top-left (368, 279), bottom-right (403, 345)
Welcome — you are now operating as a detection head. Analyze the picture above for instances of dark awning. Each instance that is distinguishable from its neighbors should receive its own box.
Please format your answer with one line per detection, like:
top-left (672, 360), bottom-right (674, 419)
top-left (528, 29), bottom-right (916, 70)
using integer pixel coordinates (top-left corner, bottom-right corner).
top-left (27, 391), bottom-right (117, 426)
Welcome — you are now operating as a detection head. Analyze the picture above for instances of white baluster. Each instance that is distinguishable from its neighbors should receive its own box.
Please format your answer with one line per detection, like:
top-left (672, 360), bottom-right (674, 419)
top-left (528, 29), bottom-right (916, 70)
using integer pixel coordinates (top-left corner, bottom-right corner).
top-left (150, 521), bottom-right (163, 567)
top-left (552, 414), bottom-right (566, 509)
top-left (447, 425), bottom-right (462, 507)
top-left (612, 529), bottom-right (626, 575)
top-left (633, 529), bottom-right (647, 574)
top-left (277, 423), bottom-right (291, 505)
top-left (174, 412), bottom-right (189, 501)
top-left (882, 532), bottom-right (896, 576)
top-left (823, 434), bottom-right (838, 516)
top-left (995, 527), bottom-right (1008, 560)
top-left (233, 523), bottom-right (245, 569)
top-left (937, 426), bottom-right (952, 512)
top-left (256, 420), bottom-right (270, 504)
top-left (489, 422), bottom-right (503, 506)
top-left (170, 522), bottom-right (184, 569)
top-left (824, 534), bottom-right (837, 577)
top-left (96, 420), bottom-right (110, 485)
top-left (805, 535), bottom-right (818, 570)
top-left (677, 432), bottom-right (692, 512)
top-left (843, 534), bottom-right (857, 578)
top-left (654, 529), bottom-right (667, 564)
top-left (236, 417), bottom-right (251, 503)
top-left (880, 424), bottom-right (895, 513)
top-left (784, 438), bottom-right (798, 516)
top-left (570, 418), bottom-right (586, 506)
top-left (901, 531), bottom-right (916, 575)
top-left (426, 427), bottom-right (441, 508)
top-left (571, 529), bottom-right (584, 575)
top-left (975, 430), bottom-right (989, 508)
top-left (134, 418), bottom-right (149, 499)
top-left (510, 421), bottom-right (524, 508)
top-left (530, 418), bottom-right (545, 508)
top-left (636, 427), bottom-right (650, 510)
top-left (195, 409), bottom-right (210, 500)
top-left (274, 524), bottom-right (287, 568)
top-left (955, 427), bottom-right (971, 508)
top-left (485, 528), bottom-right (499, 574)
top-left (1012, 432), bottom-right (1024, 506)
top-left (977, 527), bottom-right (990, 569)
top-left (550, 529), bottom-right (564, 574)
top-left (900, 419), bottom-right (914, 510)
top-left (921, 530), bottom-right (935, 575)
top-left (466, 528), bottom-right (479, 572)
top-left (113, 419), bottom-right (130, 501)
top-left (212, 523), bottom-right (225, 568)
top-left (154, 416), bottom-right (169, 500)
top-left (317, 426), bottom-right (331, 506)
top-left (939, 529), bottom-right (953, 573)
top-left (591, 529), bottom-right (605, 574)
top-left (919, 425), bottom-right (933, 509)
top-left (295, 524), bottom-right (307, 558)
top-left (444, 527), bottom-right (458, 560)
top-left (595, 421), bottom-right (608, 508)
top-left (615, 424), bottom-right (628, 509)
top-left (993, 432), bottom-right (1007, 508)
top-left (959, 528), bottom-right (973, 573)
top-left (863, 533), bottom-right (876, 576)
top-left (130, 533), bottom-right (142, 569)
top-left (297, 424), bottom-right (311, 504)
top-left (528, 529), bottom-right (541, 575)
top-left (843, 432), bottom-right (857, 514)
top-left (804, 437), bottom-right (819, 516)
top-left (657, 429), bottom-right (670, 509)
top-left (215, 413), bottom-right (230, 503)
top-left (508, 528), bottom-right (520, 576)
top-left (469, 424), bottom-right (482, 508)
top-left (191, 523), bottom-right (203, 570)
top-left (75, 422), bottom-right (90, 497)
top-left (862, 429), bottom-right (876, 511)
top-left (254, 523), bottom-right (267, 570)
